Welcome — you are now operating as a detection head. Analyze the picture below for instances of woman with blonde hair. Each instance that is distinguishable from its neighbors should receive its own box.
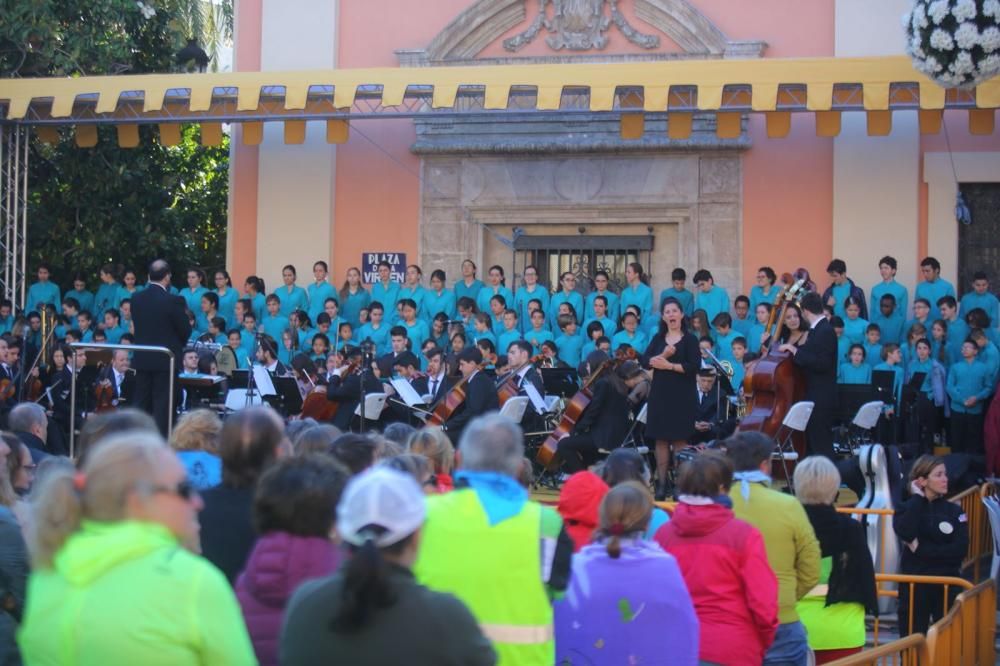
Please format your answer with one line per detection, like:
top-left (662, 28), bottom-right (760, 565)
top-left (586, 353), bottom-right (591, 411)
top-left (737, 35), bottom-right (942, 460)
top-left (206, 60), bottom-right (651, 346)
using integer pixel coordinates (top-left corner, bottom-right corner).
top-left (793, 456), bottom-right (877, 663)
top-left (18, 433), bottom-right (255, 664)
top-left (407, 427), bottom-right (454, 492)
top-left (555, 482), bottom-right (698, 664)
top-left (169, 408), bottom-right (223, 490)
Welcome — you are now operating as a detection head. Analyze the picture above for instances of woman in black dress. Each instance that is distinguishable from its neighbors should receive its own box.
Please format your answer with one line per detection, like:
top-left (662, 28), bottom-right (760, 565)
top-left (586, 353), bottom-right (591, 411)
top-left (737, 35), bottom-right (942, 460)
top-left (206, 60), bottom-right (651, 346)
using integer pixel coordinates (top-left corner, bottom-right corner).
top-left (640, 297), bottom-right (701, 500)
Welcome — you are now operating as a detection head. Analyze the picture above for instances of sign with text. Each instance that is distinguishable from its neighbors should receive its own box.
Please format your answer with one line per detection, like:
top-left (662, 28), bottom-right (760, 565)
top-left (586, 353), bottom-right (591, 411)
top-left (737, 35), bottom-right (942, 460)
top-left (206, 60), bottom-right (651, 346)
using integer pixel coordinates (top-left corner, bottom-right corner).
top-left (362, 252), bottom-right (406, 284)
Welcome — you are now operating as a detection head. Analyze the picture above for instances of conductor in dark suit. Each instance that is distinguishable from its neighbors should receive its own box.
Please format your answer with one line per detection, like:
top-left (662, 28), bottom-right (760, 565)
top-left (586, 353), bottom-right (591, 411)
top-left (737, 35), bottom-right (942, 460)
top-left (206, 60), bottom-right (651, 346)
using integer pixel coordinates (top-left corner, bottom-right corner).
top-left (443, 347), bottom-right (498, 441)
top-left (131, 260), bottom-right (192, 434)
top-left (780, 291), bottom-right (838, 459)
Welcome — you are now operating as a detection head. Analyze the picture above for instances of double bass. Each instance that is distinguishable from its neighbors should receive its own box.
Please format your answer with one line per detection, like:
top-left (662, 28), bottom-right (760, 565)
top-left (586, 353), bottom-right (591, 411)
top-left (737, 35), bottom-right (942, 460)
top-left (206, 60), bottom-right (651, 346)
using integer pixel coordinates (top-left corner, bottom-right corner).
top-left (536, 348), bottom-right (636, 467)
top-left (739, 279), bottom-right (807, 442)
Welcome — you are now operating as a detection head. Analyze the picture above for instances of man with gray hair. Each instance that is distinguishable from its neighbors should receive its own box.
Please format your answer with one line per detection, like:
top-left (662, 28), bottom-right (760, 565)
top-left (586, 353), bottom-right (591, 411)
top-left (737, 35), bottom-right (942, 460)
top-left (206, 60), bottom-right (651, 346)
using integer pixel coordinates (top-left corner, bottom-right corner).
top-left (9, 402), bottom-right (59, 459)
top-left (414, 413), bottom-right (572, 666)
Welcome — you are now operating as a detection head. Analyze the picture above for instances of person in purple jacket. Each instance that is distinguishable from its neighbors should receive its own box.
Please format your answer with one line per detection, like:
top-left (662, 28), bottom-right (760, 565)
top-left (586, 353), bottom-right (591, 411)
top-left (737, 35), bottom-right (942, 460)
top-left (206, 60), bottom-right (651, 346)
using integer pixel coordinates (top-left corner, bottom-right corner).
top-left (235, 454), bottom-right (351, 666)
top-left (554, 482), bottom-right (699, 665)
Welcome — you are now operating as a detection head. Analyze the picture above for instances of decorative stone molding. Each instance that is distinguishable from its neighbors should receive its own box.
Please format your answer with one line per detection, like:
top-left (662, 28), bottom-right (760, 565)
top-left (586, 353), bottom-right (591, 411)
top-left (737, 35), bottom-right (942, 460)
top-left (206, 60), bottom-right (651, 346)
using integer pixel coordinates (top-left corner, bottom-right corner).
top-left (502, 0), bottom-right (660, 53)
top-left (396, 0), bottom-right (766, 66)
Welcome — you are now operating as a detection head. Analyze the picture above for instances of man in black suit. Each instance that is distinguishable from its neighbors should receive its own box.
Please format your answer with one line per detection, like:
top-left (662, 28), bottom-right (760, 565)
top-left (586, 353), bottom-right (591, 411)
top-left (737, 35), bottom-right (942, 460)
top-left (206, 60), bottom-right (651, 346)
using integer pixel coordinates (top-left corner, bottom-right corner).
top-left (690, 369), bottom-right (737, 445)
top-left (96, 349), bottom-right (135, 407)
top-left (503, 340), bottom-right (546, 431)
top-left (781, 291), bottom-right (838, 459)
top-left (326, 346), bottom-right (382, 431)
top-left (410, 347), bottom-right (451, 405)
top-left (443, 347), bottom-right (499, 441)
top-left (131, 260), bottom-right (192, 434)
top-left (375, 327), bottom-right (409, 378)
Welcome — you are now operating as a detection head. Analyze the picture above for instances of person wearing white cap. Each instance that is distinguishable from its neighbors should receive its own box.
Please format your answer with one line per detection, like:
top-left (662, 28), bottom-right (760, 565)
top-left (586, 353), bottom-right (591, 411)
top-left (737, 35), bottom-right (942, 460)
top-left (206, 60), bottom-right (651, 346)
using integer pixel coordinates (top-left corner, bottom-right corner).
top-left (279, 467), bottom-right (496, 666)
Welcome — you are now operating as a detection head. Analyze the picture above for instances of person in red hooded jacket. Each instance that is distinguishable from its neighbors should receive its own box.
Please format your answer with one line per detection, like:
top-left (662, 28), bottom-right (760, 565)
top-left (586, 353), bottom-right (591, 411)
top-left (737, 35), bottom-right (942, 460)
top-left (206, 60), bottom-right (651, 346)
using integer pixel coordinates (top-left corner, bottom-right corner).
top-left (656, 452), bottom-right (778, 666)
top-left (557, 471), bottom-right (610, 551)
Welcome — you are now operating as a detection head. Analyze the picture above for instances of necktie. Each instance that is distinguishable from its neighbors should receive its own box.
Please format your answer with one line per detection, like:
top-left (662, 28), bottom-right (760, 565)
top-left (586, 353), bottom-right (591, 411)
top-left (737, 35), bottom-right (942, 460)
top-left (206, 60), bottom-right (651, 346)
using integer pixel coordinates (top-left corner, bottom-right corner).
top-left (700, 392), bottom-right (706, 405)
top-left (430, 378), bottom-right (438, 396)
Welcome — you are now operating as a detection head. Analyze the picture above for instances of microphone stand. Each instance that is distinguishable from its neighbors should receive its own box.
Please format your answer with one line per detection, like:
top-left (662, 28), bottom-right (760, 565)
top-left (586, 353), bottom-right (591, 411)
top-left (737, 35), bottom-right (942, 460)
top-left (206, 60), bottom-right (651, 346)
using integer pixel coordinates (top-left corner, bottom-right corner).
top-left (245, 328), bottom-right (263, 409)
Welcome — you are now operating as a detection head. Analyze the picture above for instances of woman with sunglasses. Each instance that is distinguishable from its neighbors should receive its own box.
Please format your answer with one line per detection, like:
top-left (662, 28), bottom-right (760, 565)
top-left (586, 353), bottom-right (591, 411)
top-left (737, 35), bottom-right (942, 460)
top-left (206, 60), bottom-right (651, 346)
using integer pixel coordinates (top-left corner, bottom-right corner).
top-left (19, 433), bottom-right (255, 665)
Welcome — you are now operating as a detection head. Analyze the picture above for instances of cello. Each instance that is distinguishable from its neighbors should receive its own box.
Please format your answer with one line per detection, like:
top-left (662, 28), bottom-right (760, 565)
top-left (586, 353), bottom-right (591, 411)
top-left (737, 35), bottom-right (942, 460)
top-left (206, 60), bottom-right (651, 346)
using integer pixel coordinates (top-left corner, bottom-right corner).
top-left (298, 358), bottom-right (360, 421)
top-left (739, 279), bottom-right (807, 445)
top-left (536, 348), bottom-right (636, 467)
top-left (426, 361), bottom-right (488, 427)
top-left (496, 355), bottom-right (546, 407)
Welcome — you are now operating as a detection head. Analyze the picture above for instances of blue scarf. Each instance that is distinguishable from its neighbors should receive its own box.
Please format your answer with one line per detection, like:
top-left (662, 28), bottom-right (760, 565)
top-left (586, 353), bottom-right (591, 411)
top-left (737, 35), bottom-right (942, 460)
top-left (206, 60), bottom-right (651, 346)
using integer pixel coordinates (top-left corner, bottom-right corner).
top-left (733, 470), bottom-right (772, 502)
top-left (454, 470), bottom-right (529, 526)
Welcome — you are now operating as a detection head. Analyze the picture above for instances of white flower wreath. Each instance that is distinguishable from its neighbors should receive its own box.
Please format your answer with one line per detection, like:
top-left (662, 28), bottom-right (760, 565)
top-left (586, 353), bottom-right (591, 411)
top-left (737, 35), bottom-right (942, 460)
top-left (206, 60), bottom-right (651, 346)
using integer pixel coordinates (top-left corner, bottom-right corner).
top-left (905, 0), bottom-right (1000, 87)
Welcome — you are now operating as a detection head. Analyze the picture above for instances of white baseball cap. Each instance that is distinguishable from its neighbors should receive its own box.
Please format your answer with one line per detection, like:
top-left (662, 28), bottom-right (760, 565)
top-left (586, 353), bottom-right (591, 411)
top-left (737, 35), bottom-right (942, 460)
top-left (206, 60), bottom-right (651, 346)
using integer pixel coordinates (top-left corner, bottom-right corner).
top-left (337, 467), bottom-right (427, 548)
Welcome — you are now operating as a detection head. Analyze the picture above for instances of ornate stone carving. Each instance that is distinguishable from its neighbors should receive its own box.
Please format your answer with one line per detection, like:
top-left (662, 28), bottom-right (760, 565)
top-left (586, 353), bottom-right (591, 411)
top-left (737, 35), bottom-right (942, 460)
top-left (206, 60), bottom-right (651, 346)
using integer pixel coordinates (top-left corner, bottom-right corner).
top-left (397, 0), bottom-right (765, 66)
top-left (503, 0), bottom-right (659, 52)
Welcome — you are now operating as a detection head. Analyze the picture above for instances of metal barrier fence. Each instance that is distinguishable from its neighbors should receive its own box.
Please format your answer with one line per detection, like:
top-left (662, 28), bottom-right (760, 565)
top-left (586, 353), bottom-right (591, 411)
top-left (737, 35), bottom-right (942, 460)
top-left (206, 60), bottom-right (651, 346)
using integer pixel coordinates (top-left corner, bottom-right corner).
top-left (950, 483), bottom-right (997, 581)
top-left (827, 633), bottom-right (928, 666)
top-left (924, 579), bottom-right (996, 666)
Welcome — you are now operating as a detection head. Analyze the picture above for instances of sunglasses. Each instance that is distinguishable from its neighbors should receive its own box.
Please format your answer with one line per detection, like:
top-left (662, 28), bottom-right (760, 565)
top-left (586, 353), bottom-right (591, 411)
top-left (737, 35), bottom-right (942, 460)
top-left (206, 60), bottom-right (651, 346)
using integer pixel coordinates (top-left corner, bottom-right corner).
top-left (151, 479), bottom-right (198, 501)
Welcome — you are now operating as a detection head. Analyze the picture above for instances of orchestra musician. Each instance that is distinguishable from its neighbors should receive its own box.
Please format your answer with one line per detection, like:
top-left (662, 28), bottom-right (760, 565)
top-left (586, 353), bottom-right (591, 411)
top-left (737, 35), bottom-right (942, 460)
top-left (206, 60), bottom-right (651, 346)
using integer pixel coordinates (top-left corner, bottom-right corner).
top-left (690, 368), bottom-right (738, 446)
top-left (95, 349), bottom-right (134, 409)
top-left (552, 354), bottom-right (644, 473)
top-left (502, 340), bottom-right (547, 431)
top-left (411, 347), bottom-right (450, 404)
top-left (325, 346), bottom-right (382, 431)
top-left (256, 334), bottom-right (290, 377)
top-left (383, 352), bottom-right (424, 425)
top-left (441, 347), bottom-right (498, 440)
top-left (779, 291), bottom-right (838, 460)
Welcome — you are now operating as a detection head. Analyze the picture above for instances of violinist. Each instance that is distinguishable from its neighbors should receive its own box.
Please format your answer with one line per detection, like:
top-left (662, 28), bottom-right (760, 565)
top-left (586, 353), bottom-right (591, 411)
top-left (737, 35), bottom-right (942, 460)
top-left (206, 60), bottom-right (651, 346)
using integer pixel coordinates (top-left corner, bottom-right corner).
top-left (779, 292), bottom-right (838, 459)
top-left (325, 346), bottom-right (382, 431)
top-left (441, 347), bottom-right (498, 440)
top-left (383, 352), bottom-right (424, 425)
top-left (95, 349), bottom-right (134, 409)
top-left (376, 327), bottom-right (409, 378)
top-left (552, 354), bottom-right (644, 474)
top-left (500, 340), bottom-right (546, 430)
top-left (50, 347), bottom-right (89, 438)
top-left (411, 347), bottom-right (450, 404)
top-left (256, 334), bottom-right (290, 377)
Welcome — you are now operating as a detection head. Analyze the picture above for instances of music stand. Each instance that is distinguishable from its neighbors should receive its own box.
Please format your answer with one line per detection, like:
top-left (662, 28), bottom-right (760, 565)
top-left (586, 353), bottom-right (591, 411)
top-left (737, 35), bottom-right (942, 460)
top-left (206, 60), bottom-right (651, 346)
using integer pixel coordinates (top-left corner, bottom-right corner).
top-left (269, 376), bottom-right (303, 416)
top-left (541, 368), bottom-right (579, 397)
top-left (872, 370), bottom-right (898, 407)
top-left (230, 369), bottom-right (249, 390)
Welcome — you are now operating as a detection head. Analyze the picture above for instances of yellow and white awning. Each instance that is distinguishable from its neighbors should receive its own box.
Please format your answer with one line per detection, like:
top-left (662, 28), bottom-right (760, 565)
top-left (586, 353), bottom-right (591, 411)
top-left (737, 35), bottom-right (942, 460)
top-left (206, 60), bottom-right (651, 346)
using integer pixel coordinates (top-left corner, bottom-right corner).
top-left (1, 55), bottom-right (996, 146)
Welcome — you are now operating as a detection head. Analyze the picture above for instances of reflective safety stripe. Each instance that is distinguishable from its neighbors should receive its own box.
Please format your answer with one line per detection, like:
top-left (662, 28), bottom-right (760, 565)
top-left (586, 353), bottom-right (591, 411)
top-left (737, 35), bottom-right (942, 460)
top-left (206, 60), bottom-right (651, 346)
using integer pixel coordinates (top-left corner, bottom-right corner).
top-left (480, 623), bottom-right (553, 645)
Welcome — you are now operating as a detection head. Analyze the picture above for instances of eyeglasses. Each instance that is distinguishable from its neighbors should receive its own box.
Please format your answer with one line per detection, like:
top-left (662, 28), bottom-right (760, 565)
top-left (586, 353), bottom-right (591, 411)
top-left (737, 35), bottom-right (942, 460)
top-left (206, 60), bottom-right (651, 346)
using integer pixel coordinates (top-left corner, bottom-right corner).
top-left (150, 480), bottom-right (198, 502)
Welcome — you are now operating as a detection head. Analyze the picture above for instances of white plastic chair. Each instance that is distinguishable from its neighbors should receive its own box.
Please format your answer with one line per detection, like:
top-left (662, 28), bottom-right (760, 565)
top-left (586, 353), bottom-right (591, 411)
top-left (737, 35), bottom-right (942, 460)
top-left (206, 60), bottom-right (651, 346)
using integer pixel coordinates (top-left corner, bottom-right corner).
top-left (354, 392), bottom-right (388, 421)
top-left (636, 403), bottom-right (648, 424)
top-left (774, 401), bottom-right (814, 493)
top-left (499, 396), bottom-right (529, 423)
top-left (982, 495), bottom-right (1000, 581)
top-left (852, 400), bottom-right (884, 431)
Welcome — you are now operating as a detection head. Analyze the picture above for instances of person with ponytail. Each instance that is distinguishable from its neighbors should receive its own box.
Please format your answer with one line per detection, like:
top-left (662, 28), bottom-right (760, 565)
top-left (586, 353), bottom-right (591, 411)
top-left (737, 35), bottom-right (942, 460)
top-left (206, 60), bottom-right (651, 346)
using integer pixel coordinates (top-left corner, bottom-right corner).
top-left (280, 467), bottom-right (495, 665)
top-left (18, 433), bottom-right (255, 664)
top-left (555, 482), bottom-right (698, 665)
top-left (656, 452), bottom-right (779, 666)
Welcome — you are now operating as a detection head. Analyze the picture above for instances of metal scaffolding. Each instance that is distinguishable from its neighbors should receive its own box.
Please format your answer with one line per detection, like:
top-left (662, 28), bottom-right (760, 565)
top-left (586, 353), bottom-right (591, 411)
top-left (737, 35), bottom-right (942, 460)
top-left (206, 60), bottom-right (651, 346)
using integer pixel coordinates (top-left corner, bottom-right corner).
top-left (0, 124), bottom-right (27, 309)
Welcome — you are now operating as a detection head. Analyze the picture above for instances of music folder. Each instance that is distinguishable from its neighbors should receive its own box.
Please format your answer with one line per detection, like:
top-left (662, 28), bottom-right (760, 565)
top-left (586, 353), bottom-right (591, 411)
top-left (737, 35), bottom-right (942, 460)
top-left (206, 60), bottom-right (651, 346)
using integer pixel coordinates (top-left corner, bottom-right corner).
top-left (390, 378), bottom-right (424, 407)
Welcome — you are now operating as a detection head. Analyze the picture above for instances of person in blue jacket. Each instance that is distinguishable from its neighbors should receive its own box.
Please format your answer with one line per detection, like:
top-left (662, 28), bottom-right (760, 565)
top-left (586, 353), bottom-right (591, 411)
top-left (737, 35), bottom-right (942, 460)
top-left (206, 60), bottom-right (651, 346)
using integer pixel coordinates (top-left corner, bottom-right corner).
top-left (620, 262), bottom-right (654, 331)
top-left (871, 255), bottom-right (908, 320)
top-left (399, 265), bottom-right (428, 321)
top-left (277, 264), bottom-right (309, 318)
top-left (514, 264), bottom-right (551, 329)
top-left (423, 269), bottom-right (456, 323)
top-left (871, 293), bottom-right (905, 345)
top-left (915, 257), bottom-right (955, 314)
top-left (937, 296), bottom-right (969, 365)
top-left (585, 270), bottom-right (620, 322)
top-left (692, 269), bottom-right (729, 328)
top-left (307, 261), bottom-right (336, 323)
top-left (65, 273), bottom-right (95, 316)
top-left (659, 268), bottom-right (694, 316)
top-left (454, 259), bottom-right (484, 304)
top-left (947, 340), bottom-right (994, 453)
top-left (749, 266), bottom-right (781, 313)
top-left (822, 258), bottom-right (868, 320)
top-left (94, 263), bottom-right (123, 322)
top-left (549, 271), bottom-right (584, 330)
top-left (960, 271), bottom-right (999, 325)
top-left (26, 263), bottom-right (62, 314)
top-left (338, 267), bottom-right (371, 328)
top-left (475, 265), bottom-right (513, 317)
top-left (838, 344), bottom-right (873, 385)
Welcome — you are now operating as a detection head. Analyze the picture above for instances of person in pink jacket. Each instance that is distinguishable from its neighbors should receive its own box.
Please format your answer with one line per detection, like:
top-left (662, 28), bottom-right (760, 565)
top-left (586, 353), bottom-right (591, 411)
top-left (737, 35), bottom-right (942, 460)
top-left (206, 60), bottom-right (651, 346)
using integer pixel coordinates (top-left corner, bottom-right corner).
top-left (655, 452), bottom-right (779, 666)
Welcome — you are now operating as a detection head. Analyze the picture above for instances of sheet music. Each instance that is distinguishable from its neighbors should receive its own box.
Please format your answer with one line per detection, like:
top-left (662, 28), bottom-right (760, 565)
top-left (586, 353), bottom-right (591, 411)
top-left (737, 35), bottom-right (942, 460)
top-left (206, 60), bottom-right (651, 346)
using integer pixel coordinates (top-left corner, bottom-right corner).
top-left (251, 365), bottom-right (277, 396)
top-left (524, 382), bottom-right (548, 413)
top-left (390, 378), bottom-right (424, 407)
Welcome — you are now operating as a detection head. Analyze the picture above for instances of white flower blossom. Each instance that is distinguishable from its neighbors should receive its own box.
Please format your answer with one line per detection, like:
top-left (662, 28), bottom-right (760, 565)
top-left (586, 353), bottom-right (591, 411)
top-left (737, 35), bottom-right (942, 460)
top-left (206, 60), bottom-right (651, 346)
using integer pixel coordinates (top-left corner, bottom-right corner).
top-left (951, 0), bottom-right (977, 22)
top-left (925, 55), bottom-right (944, 72)
top-left (927, 0), bottom-right (950, 24)
top-left (930, 28), bottom-right (955, 51)
top-left (985, 0), bottom-right (1000, 17)
top-left (952, 50), bottom-right (975, 74)
top-left (902, 10), bottom-right (912, 29)
top-left (914, 4), bottom-right (930, 27)
top-left (981, 27), bottom-right (1000, 52)
top-left (135, 1), bottom-right (156, 19)
top-left (954, 22), bottom-right (980, 49)
top-left (983, 53), bottom-right (1000, 74)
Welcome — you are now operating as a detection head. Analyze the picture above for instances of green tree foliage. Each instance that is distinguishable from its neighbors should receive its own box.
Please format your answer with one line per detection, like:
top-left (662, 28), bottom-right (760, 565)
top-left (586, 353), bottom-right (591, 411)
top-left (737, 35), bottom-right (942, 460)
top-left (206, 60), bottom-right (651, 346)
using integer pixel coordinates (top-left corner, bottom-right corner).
top-left (0, 0), bottom-right (229, 289)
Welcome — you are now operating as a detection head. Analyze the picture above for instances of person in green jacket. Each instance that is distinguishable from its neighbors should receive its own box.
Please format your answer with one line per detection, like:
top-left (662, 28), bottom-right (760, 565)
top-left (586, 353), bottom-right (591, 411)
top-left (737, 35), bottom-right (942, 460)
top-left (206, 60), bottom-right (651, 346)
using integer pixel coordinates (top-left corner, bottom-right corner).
top-left (726, 431), bottom-right (821, 666)
top-left (18, 433), bottom-right (256, 666)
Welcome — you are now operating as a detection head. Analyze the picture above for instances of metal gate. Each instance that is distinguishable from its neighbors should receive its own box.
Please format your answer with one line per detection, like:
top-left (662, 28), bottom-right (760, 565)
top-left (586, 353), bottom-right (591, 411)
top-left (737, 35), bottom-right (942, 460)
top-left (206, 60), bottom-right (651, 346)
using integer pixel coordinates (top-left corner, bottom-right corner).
top-left (511, 234), bottom-right (654, 296)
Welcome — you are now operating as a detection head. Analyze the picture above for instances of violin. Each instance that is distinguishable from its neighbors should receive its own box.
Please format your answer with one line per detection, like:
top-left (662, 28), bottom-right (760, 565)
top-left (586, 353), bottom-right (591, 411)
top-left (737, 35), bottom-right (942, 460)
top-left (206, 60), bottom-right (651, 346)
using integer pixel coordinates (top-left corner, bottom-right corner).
top-left (496, 354), bottom-right (546, 407)
top-left (0, 379), bottom-right (13, 403)
top-left (536, 348), bottom-right (636, 467)
top-left (298, 359), bottom-right (360, 421)
top-left (426, 361), bottom-right (488, 427)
